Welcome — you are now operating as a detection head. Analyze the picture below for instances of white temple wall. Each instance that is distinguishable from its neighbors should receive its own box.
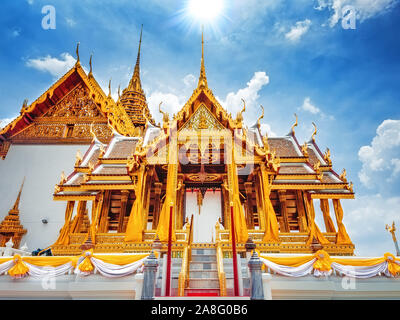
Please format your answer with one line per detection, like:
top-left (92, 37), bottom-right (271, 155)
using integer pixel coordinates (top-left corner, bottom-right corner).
top-left (0, 144), bottom-right (87, 252)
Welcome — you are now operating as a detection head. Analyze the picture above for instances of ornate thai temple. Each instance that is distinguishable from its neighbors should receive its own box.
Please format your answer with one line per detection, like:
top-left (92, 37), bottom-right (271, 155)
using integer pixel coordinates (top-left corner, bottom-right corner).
top-left (0, 28), bottom-right (355, 256)
top-left (1, 28), bottom-right (398, 300)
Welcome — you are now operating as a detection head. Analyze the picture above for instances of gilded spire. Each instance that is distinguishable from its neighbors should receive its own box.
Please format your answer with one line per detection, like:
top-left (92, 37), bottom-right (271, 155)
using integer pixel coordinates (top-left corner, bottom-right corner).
top-left (197, 26), bottom-right (208, 89)
top-left (12, 177), bottom-right (25, 212)
top-left (128, 24), bottom-right (143, 92)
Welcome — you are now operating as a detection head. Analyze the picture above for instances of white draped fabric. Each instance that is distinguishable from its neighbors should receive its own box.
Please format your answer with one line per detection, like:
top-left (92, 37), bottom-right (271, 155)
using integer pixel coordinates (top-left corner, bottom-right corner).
top-left (0, 260), bottom-right (14, 275)
top-left (186, 190), bottom-right (222, 243)
top-left (261, 257), bottom-right (316, 277)
top-left (331, 262), bottom-right (389, 279)
top-left (260, 256), bottom-right (399, 279)
top-left (26, 262), bottom-right (74, 279)
top-left (75, 257), bottom-right (146, 278)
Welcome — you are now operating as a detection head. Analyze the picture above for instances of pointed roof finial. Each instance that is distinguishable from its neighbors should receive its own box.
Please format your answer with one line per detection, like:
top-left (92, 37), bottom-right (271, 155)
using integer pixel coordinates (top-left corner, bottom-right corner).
top-left (76, 42), bottom-right (80, 64)
top-left (108, 79), bottom-right (112, 97)
top-left (197, 25), bottom-right (208, 89)
top-left (291, 113), bottom-right (298, 135)
top-left (127, 25), bottom-right (143, 92)
top-left (89, 53), bottom-right (93, 76)
top-left (311, 122), bottom-right (317, 142)
top-left (12, 177), bottom-right (25, 212)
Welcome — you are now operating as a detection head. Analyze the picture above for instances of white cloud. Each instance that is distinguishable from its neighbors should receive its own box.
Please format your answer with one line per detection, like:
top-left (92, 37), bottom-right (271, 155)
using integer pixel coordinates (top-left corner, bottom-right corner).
top-left (147, 91), bottom-right (185, 124)
top-left (316, 0), bottom-right (399, 27)
top-left (299, 97), bottom-right (335, 120)
top-left (260, 123), bottom-right (277, 138)
top-left (26, 0), bottom-right (34, 5)
top-left (285, 19), bottom-right (312, 42)
top-left (301, 97), bottom-right (320, 114)
top-left (183, 74), bottom-right (196, 88)
top-left (11, 29), bottom-right (21, 37)
top-left (26, 53), bottom-right (76, 78)
top-left (0, 116), bottom-right (17, 130)
top-left (358, 119), bottom-right (400, 188)
top-left (219, 71), bottom-right (270, 115)
top-left (66, 18), bottom-right (76, 27)
top-left (342, 194), bottom-right (400, 256)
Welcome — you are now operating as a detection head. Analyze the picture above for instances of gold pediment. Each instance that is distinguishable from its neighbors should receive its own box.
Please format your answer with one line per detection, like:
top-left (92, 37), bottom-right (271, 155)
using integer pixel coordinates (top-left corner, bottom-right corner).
top-left (181, 104), bottom-right (224, 131)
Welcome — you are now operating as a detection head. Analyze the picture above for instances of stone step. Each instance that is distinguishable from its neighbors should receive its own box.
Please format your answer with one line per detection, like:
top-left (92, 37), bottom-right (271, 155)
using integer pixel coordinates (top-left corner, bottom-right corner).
top-left (189, 261), bottom-right (217, 270)
top-left (191, 249), bottom-right (216, 255)
top-left (188, 278), bottom-right (220, 289)
top-left (184, 288), bottom-right (220, 297)
top-left (189, 270), bottom-right (218, 279)
top-left (191, 254), bottom-right (216, 262)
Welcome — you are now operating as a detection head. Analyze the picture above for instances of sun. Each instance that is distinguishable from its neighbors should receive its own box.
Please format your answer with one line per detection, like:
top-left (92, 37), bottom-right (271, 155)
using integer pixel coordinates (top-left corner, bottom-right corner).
top-left (187, 0), bottom-right (224, 22)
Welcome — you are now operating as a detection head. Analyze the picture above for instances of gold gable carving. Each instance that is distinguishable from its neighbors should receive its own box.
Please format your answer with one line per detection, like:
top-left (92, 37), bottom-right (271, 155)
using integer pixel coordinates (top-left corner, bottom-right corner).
top-left (10, 83), bottom-right (112, 144)
top-left (182, 104), bottom-right (224, 131)
top-left (44, 83), bottom-right (102, 118)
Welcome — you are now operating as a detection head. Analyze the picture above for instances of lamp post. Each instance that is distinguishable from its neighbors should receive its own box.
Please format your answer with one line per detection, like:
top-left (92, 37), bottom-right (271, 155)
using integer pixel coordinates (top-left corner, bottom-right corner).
top-left (386, 221), bottom-right (400, 256)
top-left (230, 202), bottom-right (239, 296)
top-left (165, 202), bottom-right (174, 296)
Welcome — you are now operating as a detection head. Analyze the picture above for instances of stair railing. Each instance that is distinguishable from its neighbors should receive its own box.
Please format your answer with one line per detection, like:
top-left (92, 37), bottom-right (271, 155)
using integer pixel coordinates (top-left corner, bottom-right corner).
top-left (216, 224), bottom-right (227, 296)
top-left (178, 214), bottom-right (193, 296)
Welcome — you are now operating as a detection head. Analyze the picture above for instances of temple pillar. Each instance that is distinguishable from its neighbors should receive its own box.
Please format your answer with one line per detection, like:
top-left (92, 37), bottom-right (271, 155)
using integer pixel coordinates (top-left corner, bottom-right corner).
top-left (175, 178), bottom-right (185, 229)
top-left (244, 182), bottom-right (254, 229)
top-left (295, 191), bottom-right (308, 232)
top-left (222, 177), bottom-right (231, 230)
top-left (278, 190), bottom-right (290, 233)
top-left (152, 182), bottom-right (163, 230)
top-left (118, 190), bottom-right (130, 233)
top-left (320, 199), bottom-right (336, 233)
top-left (98, 190), bottom-right (111, 233)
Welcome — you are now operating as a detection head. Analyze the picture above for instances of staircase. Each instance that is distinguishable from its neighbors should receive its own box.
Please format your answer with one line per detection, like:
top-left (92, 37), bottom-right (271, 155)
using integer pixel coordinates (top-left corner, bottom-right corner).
top-left (185, 248), bottom-right (220, 297)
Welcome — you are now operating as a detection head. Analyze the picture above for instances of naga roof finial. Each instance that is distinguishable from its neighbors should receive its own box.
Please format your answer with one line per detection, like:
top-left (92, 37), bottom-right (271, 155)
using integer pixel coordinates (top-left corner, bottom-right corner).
top-left (159, 101), bottom-right (169, 125)
top-left (89, 53), bottom-right (93, 76)
top-left (291, 113), bottom-right (298, 135)
top-left (76, 42), bottom-right (80, 64)
top-left (311, 122), bottom-right (317, 142)
top-left (257, 105), bottom-right (264, 129)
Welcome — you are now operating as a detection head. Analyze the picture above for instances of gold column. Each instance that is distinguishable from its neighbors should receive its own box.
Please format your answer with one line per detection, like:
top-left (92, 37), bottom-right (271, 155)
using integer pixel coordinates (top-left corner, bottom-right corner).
top-left (71, 201), bottom-right (86, 233)
top-left (98, 190), bottom-right (111, 233)
top-left (278, 190), bottom-right (290, 232)
top-left (118, 190), bottom-right (130, 233)
top-left (244, 182), bottom-right (254, 229)
top-left (320, 199), bottom-right (336, 233)
top-left (54, 201), bottom-right (75, 245)
top-left (259, 163), bottom-right (280, 242)
top-left (295, 191), bottom-right (308, 232)
top-left (304, 193), bottom-right (330, 246)
top-left (332, 199), bottom-right (352, 244)
top-left (152, 182), bottom-right (163, 229)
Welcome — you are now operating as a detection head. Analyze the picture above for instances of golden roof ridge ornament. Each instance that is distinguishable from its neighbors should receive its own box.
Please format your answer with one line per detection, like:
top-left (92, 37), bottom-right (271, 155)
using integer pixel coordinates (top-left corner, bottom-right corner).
top-left (75, 42), bottom-right (80, 65)
top-left (197, 26), bottom-right (208, 89)
top-left (256, 105), bottom-right (264, 129)
top-left (311, 122), bottom-right (317, 142)
top-left (108, 79), bottom-right (112, 98)
top-left (88, 53), bottom-right (93, 77)
top-left (159, 102), bottom-right (169, 128)
top-left (127, 24), bottom-right (143, 91)
top-left (291, 113), bottom-right (298, 135)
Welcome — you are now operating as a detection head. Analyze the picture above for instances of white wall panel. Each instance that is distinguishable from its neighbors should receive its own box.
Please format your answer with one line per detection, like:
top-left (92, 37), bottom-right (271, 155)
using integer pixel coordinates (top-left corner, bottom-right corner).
top-left (0, 144), bottom-right (88, 252)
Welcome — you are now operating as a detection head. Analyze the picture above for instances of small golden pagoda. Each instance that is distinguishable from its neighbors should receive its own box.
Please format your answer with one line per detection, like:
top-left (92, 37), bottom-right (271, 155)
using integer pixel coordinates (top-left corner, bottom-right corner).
top-left (0, 179), bottom-right (27, 249)
top-left (49, 29), bottom-right (355, 259)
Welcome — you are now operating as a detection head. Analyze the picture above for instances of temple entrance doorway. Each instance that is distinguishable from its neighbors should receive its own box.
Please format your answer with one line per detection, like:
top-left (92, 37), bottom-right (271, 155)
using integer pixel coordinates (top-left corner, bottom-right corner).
top-left (185, 188), bottom-right (222, 243)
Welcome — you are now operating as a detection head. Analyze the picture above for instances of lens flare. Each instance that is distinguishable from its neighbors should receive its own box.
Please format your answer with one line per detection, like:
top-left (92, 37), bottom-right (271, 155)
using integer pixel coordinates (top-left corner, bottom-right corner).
top-left (187, 0), bottom-right (224, 22)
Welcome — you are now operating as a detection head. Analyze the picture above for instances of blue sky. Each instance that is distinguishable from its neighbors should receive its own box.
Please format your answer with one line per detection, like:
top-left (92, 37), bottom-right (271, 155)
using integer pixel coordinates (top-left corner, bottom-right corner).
top-left (1, 0), bottom-right (400, 256)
